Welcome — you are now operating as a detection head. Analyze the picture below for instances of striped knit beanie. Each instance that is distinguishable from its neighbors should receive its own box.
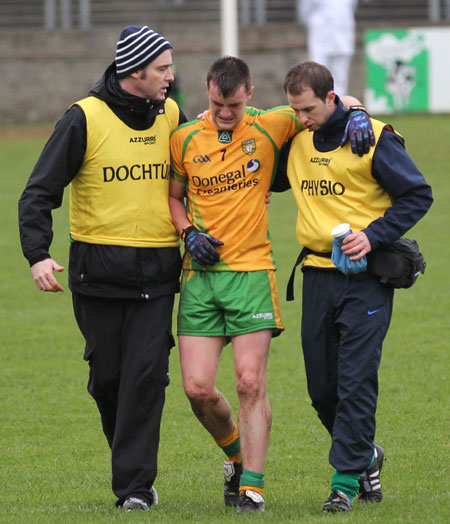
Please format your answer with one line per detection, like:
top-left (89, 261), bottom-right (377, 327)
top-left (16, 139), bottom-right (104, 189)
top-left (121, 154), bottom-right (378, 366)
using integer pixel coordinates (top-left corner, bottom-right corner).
top-left (115, 25), bottom-right (173, 79)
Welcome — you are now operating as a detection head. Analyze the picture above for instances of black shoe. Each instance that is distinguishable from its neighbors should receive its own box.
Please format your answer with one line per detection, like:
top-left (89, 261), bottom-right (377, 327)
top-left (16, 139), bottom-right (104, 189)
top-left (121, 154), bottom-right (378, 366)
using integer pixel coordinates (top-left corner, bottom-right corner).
top-left (323, 491), bottom-right (352, 512)
top-left (118, 486), bottom-right (158, 511)
top-left (148, 486), bottom-right (159, 506)
top-left (224, 460), bottom-right (242, 506)
top-left (236, 490), bottom-right (265, 513)
top-left (122, 496), bottom-right (151, 511)
top-left (358, 445), bottom-right (385, 503)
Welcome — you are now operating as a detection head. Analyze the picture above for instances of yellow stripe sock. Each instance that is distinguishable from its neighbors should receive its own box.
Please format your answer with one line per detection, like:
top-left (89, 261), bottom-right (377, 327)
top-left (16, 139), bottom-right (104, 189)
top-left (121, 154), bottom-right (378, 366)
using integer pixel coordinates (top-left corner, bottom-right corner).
top-left (214, 423), bottom-right (241, 462)
top-left (240, 486), bottom-right (264, 496)
top-left (239, 469), bottom-right (265, 495)
top-left (227, 451), bottom-right (242, 463)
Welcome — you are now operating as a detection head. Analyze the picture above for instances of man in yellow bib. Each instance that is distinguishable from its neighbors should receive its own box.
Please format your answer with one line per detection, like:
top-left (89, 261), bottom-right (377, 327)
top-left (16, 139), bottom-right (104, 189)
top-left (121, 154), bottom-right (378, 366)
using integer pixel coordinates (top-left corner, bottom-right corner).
top-left (169, 56), bottom-right (373, 513)
top-left (19, 26), bottom-right (187, 512)
top-left (272, 61), bottom-right (433, 512)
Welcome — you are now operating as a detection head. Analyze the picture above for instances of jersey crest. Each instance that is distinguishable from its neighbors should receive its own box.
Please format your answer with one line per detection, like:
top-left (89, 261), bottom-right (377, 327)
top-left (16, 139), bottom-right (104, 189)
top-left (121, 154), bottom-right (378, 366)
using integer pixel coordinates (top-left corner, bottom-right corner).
top-left (242, 138), bottom-right (256, 155)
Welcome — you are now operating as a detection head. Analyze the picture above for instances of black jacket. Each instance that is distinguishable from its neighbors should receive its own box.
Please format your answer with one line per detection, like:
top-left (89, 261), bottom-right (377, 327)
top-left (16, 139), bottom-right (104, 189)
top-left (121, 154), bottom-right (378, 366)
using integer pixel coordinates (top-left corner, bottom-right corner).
top-left (19, 62), bottom-right (187, 299)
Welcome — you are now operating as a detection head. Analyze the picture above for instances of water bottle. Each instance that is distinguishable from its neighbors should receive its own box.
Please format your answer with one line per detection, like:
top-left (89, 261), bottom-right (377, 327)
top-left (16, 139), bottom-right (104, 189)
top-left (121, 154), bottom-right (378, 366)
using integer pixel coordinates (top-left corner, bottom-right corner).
top-left (331, 222), bottom-right (351, 241)
top-left (330, 223), bottom-right (367, 275)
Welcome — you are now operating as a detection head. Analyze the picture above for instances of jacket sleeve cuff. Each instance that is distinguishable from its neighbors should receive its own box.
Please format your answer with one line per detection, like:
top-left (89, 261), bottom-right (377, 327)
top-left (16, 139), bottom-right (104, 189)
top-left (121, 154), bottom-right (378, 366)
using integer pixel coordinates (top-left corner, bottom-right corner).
top-left (28, 252), bottom-right (52, 267)
top-left (363, 229), bottom-right (381, 252)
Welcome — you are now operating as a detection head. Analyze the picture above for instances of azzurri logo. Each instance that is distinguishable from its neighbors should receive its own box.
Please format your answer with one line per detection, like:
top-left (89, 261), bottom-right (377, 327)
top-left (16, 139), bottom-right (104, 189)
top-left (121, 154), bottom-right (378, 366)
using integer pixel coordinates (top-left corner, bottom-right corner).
top-left (247, 159), bottom-right (260, 173)
top-left (130, 136), bottom-right (156, 145)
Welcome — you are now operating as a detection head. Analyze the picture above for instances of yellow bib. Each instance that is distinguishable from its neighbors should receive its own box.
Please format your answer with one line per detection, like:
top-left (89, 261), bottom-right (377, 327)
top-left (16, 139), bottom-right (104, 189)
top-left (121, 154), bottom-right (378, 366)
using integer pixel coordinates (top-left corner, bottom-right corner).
top-left (287, 119), bottom-right (393, 268)
top-left (70, 96), bottom-right (180, 247)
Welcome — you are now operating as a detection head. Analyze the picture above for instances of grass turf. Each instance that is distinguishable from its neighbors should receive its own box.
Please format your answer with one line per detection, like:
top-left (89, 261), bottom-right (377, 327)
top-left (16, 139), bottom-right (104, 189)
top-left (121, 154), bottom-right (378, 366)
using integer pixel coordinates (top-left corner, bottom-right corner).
top-left (1, 115), bottom-right (449, 522)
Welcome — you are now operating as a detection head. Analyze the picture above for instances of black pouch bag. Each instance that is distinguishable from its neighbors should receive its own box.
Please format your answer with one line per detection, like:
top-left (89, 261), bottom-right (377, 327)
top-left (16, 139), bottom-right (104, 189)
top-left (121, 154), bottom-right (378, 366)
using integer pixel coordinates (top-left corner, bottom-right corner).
top-left (367, 238), bottom-right (426, 288)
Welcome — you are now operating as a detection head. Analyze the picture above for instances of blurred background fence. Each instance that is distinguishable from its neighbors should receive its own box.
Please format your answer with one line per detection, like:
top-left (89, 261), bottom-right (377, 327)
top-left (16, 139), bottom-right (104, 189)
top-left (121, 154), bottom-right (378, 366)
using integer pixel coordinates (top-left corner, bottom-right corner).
top-left (1, 1), bottom-right (449, 122)
top-left (1, 1), bottom-right (449, 29)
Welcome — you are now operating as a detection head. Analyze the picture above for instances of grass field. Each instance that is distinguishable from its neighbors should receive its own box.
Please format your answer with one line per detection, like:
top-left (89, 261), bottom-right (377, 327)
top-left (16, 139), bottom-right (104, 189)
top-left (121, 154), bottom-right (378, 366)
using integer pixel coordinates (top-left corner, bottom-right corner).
top-left (1, 115), bottom-right (449, 523)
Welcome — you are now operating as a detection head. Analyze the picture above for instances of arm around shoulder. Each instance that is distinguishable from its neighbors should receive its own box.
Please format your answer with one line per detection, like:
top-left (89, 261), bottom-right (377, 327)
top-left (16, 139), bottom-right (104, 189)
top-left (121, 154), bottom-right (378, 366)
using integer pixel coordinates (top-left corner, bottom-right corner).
top-left (271, 138), bottom-right (293, 193)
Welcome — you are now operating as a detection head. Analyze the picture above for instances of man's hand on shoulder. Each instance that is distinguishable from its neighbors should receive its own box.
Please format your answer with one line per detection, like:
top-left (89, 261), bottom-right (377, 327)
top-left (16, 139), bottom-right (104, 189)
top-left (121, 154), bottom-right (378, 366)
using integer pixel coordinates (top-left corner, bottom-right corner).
top-left (196, 109), bottom-right (209, 120)
top-left (340, 106), bottom-right (376, 157)
top-left (31, 258), bottom-right (65, 292)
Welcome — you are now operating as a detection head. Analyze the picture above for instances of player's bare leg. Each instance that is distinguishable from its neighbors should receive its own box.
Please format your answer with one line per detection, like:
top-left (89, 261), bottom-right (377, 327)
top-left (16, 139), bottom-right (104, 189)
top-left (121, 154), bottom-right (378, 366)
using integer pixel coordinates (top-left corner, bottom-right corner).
top-left (232, 329), bottom-right (272, 473)
top-left (179, 335), bottom-right (235, 439)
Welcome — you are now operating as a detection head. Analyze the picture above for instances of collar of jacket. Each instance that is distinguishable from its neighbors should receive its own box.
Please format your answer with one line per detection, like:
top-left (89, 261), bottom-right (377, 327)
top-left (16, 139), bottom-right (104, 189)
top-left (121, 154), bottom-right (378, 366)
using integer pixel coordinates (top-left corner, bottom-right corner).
top-left (313, 95), bottom-right (349, 151)
top-left (89, 61), bottom-right (166, 116)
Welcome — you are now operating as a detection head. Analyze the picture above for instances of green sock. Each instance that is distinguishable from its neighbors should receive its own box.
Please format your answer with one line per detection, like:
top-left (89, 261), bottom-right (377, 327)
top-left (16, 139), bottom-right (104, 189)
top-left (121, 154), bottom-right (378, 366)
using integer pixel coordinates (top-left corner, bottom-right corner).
top-left (240, 469), bottom-right (265, 489)
top-left (221, 438), bottom-right (240, 458)
top-left (331, 470), bottom-right (360, 502)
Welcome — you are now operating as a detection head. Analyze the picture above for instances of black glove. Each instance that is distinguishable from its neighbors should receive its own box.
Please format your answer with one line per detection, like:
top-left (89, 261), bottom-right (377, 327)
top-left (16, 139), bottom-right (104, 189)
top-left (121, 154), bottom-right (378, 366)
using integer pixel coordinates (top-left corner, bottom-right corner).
top-left (183, 226), bottom-right (224, 267)
top-left (340, 106), bottom-right (376, 157)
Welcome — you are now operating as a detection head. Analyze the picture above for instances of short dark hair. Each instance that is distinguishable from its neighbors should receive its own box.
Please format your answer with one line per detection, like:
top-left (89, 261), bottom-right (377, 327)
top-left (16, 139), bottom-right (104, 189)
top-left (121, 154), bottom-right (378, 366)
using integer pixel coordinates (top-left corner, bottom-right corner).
top-left (283, 61), bottom-right (334, 101)
top-left (206, 56), bottom-right (252, 97)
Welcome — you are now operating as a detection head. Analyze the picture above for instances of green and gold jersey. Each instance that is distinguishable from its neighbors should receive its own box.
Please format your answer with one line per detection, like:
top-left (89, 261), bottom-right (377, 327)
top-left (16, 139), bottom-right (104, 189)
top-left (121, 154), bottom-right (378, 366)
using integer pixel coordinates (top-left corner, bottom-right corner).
top-left (171, 106), bottom-right (302, 271)
top-left (287, 119), bottom-right (393, 268)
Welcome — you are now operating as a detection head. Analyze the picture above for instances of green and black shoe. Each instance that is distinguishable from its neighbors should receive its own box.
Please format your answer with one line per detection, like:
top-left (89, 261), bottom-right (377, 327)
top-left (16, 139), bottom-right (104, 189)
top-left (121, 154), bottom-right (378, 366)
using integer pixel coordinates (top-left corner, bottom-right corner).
top-left (236, 490), bottom-right (265, 513)
top-left (323, 490), bottom-right (352, 512)
top-left (358, 445), bottom-right (385, 503)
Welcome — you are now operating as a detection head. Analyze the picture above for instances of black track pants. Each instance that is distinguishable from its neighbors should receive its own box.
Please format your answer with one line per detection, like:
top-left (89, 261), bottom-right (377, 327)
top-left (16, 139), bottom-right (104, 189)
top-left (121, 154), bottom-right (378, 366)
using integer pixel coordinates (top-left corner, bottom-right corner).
top-left (301, 270), bottom-right (394, 472)
top-left (72, 292), bottom-right (175, 503)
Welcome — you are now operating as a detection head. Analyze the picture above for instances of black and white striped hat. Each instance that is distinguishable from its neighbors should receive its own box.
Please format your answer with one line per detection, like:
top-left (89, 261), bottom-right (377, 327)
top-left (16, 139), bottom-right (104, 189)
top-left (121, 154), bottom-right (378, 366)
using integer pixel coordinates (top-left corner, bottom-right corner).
top-left (115, 25), bottom-right (173, 79)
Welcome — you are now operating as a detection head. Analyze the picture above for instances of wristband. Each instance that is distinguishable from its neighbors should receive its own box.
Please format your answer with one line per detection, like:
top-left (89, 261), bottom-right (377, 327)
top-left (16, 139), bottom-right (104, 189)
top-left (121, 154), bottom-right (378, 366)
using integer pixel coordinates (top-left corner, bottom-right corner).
top-left (181, 225), bottom-right (197, 241)
top-left (349, 105), bottom-right (369, 114)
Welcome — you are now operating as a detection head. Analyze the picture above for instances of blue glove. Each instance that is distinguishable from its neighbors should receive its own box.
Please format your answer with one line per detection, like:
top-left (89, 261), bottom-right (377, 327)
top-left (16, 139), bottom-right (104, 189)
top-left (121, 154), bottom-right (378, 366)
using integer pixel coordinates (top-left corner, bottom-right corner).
top-left (183, 226), bottom-right (224, 267)
top-left (331, 236), bottom-right (368, 275)
top-left (340, 108), bottom-right (375, 157)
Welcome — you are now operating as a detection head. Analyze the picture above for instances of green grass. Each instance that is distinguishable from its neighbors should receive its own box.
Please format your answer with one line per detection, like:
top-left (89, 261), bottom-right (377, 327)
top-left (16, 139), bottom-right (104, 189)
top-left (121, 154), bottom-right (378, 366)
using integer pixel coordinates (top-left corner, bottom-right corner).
top-left (1, 115), bottom-right (449, 523)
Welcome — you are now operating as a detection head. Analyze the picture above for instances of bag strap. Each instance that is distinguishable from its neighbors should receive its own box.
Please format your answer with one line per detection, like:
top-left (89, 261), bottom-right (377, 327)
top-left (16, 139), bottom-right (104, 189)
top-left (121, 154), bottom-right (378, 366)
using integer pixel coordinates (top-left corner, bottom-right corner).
top-left (286, 248), bottom-right (332, 301)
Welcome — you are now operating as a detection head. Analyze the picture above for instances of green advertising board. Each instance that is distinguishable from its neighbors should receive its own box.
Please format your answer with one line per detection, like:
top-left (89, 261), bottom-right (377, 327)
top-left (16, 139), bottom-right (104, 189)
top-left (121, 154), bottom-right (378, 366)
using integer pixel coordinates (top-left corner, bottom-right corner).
top-left (365, 29), bottom-right (429, 113)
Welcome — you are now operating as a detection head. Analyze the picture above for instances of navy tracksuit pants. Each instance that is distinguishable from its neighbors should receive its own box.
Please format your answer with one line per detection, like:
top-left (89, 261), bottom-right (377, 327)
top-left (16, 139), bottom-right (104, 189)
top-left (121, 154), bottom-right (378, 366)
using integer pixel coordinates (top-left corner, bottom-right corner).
top-left (72, 292), bottom-right (175, 505)
top-left (301, 269), bottom-right (394, 473)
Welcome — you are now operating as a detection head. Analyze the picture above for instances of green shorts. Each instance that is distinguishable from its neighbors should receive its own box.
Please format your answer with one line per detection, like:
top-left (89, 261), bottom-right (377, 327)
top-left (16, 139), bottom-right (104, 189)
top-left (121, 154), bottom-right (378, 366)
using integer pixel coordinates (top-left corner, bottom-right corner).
top-left (177, 269), bottom-right (284, 337)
